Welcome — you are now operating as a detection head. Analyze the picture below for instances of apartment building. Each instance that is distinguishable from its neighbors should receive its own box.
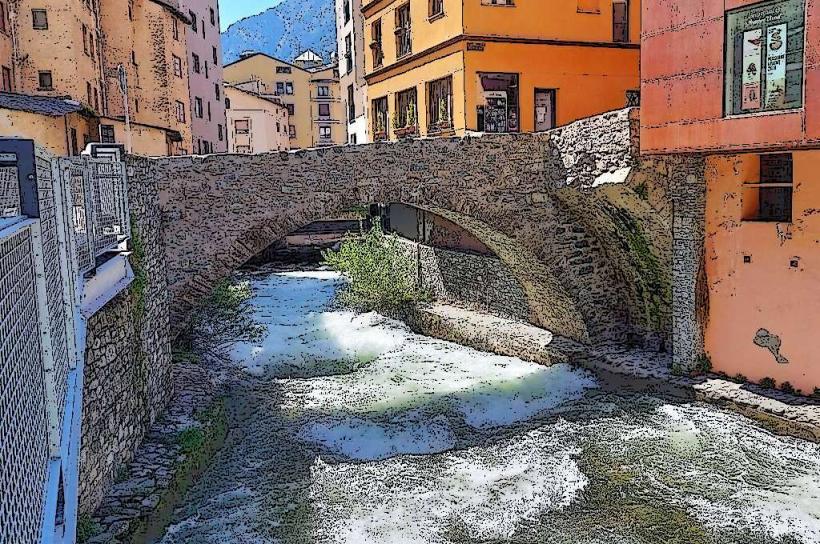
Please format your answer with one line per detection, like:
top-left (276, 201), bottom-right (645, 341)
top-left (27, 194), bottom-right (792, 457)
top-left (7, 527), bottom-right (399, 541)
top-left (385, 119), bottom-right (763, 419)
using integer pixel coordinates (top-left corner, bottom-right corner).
top-left (224, 51), bottom-right (346, 149)
top-left (98, 0), bottom-right (193, 155)
top-left (0, 2), bottom-right (13, 92)
top-left (226, 84), bottom-right (290, 154)
top-left (363, 0), bottom-right (640, 141)
top-left (336, 0), bottom-right (369, 143)
top-left (183, 0), bottom-right (227, 154)
top-left (642, 0), bottom-right (818, 394)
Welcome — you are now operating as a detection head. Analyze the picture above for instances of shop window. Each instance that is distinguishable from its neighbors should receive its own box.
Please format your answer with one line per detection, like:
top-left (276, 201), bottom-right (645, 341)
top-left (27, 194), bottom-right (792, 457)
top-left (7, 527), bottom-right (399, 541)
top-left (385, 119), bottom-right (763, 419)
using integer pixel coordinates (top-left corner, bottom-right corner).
top-left (372, 96), bottom-right (388, 140)
top-left (394, 87), bottom-right (418, 137)
top-left (476, 72), bottom-right (519, 133)
top-left (743, 153), bottom-right (793, 223)
top-left (725, 0), bottom-right (805, 116)
top-left (395, 3), bottom-right (412, 58)
top-left (32, 9), bottom-right (48, 29)
top-left (234, 119), bottom-right (250, 134)
top-left (371, 19), bottom-right (384, 68)
top-left (613, 0), bottom-right (629, 42)
top-left (427, 76), bottom-right (453, 132)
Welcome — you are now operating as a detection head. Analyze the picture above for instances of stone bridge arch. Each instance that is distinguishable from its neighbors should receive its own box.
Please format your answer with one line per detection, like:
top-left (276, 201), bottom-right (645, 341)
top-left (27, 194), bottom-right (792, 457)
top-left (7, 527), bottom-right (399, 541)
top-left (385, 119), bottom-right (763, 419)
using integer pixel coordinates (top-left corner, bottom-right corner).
top-left (128, 108), bottom-right (676, 347)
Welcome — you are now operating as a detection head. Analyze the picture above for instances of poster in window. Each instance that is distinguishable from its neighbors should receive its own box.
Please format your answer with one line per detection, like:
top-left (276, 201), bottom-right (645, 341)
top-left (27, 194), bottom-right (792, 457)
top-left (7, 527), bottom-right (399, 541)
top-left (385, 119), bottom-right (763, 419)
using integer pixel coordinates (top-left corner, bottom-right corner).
top-left (741, 29), bottom-right (763, 111)
top-left (765, 23), bottom-right (788, 109)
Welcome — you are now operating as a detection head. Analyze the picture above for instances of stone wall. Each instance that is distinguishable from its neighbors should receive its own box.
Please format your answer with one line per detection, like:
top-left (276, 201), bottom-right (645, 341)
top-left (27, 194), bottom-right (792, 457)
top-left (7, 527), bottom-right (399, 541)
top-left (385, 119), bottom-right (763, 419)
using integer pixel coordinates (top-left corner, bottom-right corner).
top-left (397, 239), bottom-right (529, 321)
top-left (78, 158), bottom-right (173, 515)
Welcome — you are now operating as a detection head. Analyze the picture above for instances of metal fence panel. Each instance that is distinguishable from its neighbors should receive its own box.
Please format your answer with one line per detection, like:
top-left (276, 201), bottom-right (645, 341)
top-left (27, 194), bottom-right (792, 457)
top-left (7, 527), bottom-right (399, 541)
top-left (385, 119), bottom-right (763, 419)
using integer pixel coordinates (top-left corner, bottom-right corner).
top-left (88, 159), bottom-right (128, 255)
top-left (0, 164), bottom-right (20, 218)
top-left (0, 224), bottom-right (49, 544)
top-left (61, 158), bottom-right (94, 273)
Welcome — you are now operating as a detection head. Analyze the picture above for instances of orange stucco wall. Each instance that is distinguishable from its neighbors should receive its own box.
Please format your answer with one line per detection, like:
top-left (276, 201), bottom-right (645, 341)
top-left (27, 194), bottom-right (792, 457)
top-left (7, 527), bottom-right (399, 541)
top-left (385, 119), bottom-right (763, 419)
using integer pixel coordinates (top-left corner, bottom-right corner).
top-left (0, 109), bottom-right (97, 155)
top-left (704, 150), bottom-right (820, 393)
top-left (641, 0), bottom-right (820, 154)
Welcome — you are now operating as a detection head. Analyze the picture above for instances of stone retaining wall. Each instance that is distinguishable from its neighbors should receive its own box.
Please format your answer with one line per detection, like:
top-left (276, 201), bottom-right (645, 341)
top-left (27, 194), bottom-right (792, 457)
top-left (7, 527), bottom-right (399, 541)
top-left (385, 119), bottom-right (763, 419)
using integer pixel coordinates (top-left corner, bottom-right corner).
top-left (78, 159), bottom-right (173, 515)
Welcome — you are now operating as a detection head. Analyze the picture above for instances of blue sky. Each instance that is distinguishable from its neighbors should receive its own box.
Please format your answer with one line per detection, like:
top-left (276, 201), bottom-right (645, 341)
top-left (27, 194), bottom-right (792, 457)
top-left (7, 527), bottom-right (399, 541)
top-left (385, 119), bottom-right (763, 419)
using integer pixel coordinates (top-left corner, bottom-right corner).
top-left (219, 0), bottom-right (284, 31)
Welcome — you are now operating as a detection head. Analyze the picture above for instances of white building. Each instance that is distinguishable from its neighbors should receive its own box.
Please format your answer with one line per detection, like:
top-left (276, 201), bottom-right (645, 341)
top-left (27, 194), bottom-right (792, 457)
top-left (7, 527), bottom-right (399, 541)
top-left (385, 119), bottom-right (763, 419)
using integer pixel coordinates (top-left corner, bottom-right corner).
top-left (334, 0), bottom-right (369, 144)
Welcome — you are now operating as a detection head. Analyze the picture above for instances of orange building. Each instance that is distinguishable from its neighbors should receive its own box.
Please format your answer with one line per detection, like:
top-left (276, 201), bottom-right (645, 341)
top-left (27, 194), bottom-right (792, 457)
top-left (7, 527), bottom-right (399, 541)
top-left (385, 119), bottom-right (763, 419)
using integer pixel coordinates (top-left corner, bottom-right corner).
top-left (362, 0), bottom-right (640, 141)
top-left (642, 0), bottom-right (819, 394)
top-left (98, 0), bottom-right (193, 155)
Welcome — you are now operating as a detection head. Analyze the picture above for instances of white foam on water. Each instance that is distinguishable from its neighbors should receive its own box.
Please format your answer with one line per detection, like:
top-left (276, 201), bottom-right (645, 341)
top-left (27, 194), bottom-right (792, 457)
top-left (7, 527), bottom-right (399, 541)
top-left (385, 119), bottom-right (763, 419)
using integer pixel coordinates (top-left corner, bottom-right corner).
top-left (309, 429), bottom-right (588, 543)
top-left (299, 413), bottom-right (456, 461)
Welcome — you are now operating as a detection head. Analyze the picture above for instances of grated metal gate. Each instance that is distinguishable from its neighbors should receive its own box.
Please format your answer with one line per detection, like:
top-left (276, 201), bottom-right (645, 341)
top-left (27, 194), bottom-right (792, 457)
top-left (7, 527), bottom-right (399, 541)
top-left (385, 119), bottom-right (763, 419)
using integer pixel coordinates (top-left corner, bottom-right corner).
top-left (0, 141), bottom-right (132, 544)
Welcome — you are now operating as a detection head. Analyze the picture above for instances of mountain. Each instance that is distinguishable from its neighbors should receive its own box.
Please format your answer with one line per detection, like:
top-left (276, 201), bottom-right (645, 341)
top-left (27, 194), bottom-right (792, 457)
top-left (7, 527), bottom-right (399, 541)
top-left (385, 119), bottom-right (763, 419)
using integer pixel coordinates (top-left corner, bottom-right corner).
top-left (221, 0), bottom-right (337, 65)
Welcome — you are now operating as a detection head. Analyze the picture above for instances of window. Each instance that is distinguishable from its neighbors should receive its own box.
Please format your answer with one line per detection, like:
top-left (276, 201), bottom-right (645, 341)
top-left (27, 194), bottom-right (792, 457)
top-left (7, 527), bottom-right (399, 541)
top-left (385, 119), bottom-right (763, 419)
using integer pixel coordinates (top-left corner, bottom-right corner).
top-left (218, 123), bottom-right (224, 141)
top-left (32, 9), bottom-right (48, 29)
top-left (318, 85), bottom-right (330, 97)
top-left (344, 0), bottom-right (351, 23)
top-left (207, 100), bottom-right (212, 121)
top-left (70, 128), bottom-right (78, 156)
top-left (743, 154), bottom-right (793, 223)
top-left (205, 61), bottom-right (209, 79)
top-left (372, 96), bottom-right (388, 139)
top-left (395, 87), bottom-right (418, 134)
top-left (481, 0), bottom-right (514, 5)
top-left (429, 0), bottom-right (444, 17)
top-left (38, 70), bottom-right (53, 90)
top-left (725, 0), bottom-right (805, 116)
top-left (0, 2), bottom-right (8, 34)
top-left (215, 82), bottom-right (221, 100)
top-left (210, 7), bottom-right (216, 25)
top-left (345, 34), bottom-right (353, 74)
top-left (286, 103), bottom-right (295, 116)
top-left (236, 145), bottom-right (251, 154)
top-left (318, 103), bottom-right (330, 117)
top-left (189, 11), bottom-right (197, 31)
top-left (395, 3), bottom-right (412, 58)
top-left (347, 84), bottom-right (355, 122)
top-left (100, 125), bottom-right (115, 143)
top-left (234, 119), bottom-right (250, 134)
top-left (285, 82), bottom-right (294, 95)
top-left (173, 55), bottom-right (183, 77)
top-left (1, 66), bottom-right (11, 92)
top-left (534, 88), bottom-right (556, 131)
top-left (87, 82), bottom-right (93, 106)
top-left (276, 66), bottom-right (292, 74)
top-left (276, 82), bottom-right (284, 95)
top-left (427, 76), bottom-right (453, 131)
top-left (195, 97), bottom-right (203, 118)
top-left (319, 126), bottom-right (332, 139)
top-left (213, 46), bottom-right (218, 65)
top-left (131, 50), bottom-right (137, 65)
top-left (83, 24), bottom-right (88, 55)
top-left (192, 53), bottom-right (200, 73)
top-left (175, 100), bottom-right (186, 122)
top-left (371, 19), bottom-right (384, 68)
top-left (612, 0), bottom-right (629, 42)
top-left (476, 72), bottom-right (519, 133)
top-left (94, 88), bottom-right (99, 111)
top-left (289, 125), bottom-right (296, 138)
top-left (89, 35), bottom-right (95, 59)
top-left (173, 18), bottom-right (179, 40)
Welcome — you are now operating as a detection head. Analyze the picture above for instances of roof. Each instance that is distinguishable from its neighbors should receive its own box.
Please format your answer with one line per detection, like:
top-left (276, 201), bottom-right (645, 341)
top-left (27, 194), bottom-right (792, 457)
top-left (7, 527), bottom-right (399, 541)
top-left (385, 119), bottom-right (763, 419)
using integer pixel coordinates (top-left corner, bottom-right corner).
top-left (295, 50), bottom-right (323, 62)
top-left (225, 51), bottom-right (305, 72)
top-left (0, 92), bottom-right (85, 117)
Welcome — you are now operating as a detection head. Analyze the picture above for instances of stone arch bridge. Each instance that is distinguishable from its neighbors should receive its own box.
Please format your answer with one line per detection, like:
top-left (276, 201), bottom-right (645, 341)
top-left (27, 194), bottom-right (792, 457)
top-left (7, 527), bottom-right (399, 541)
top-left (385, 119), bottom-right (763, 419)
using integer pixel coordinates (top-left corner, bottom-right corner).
top-left (128, 109), bottom-right (704, 353)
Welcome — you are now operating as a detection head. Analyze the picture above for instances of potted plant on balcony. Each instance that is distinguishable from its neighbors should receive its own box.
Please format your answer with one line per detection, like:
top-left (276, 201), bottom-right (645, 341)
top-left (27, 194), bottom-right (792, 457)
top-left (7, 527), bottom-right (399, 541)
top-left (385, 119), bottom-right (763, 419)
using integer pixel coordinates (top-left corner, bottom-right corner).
top-left (428, 97), bottom-right (453, 135)
top-left (373, 111), bottom-right (388, 141)
top-left (393, 103), bottom-right (418, 139)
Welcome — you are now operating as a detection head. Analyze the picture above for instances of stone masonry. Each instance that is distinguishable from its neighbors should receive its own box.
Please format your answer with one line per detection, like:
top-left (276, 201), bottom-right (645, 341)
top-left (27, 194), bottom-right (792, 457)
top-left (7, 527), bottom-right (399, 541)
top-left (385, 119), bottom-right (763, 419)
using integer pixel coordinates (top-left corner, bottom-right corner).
top-left (129, 108), bottom-right (705, 354)
top-left (79, 155), bottom-right (173, 515)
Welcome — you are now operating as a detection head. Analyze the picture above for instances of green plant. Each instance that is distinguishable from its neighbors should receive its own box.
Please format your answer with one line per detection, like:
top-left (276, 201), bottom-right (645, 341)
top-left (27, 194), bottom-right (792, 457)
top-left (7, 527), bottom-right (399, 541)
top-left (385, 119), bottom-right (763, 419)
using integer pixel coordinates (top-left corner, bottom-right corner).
top-left (177, 427), bottom-right (206, 456)
top-left (780, 381), bottom-right (796, 395)
top-left (634, 182), bottom-right (649, 200)
top-left (693, 354), bottom-right (712, 375)
top-left (733, 374), bottom-right (748, 384)
top-left (322, 221), bottom-right (428, 312)
top-left (177, 279), bottom-right (265, 362)
top-left (129, 218), bottom-right (148, 323)
top-left (814, 387), bottom-right (820, 399)
top-left (759, 377), bottom-right (777, 389)
top-left (76, 513), bottom-right (101, 543)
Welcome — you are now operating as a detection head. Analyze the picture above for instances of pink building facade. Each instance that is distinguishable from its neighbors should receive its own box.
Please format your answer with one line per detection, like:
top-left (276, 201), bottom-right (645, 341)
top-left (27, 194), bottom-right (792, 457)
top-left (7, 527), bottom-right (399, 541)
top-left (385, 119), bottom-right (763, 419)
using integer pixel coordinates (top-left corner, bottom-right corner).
top-left (182, 0), bottom-right (226, 154)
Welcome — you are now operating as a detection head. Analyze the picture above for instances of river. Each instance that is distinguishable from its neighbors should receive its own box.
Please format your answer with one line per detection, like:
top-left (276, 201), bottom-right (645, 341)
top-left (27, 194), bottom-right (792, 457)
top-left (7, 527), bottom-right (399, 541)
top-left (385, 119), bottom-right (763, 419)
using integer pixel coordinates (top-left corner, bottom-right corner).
top-left (159, 269), bottom-right (820, 544)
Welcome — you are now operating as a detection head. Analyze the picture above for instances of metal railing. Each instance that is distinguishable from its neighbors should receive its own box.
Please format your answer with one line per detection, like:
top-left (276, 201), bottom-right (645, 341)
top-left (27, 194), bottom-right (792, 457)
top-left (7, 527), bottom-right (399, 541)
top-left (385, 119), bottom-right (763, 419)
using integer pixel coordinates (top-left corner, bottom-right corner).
top-left (0, 140), bottom-right (131, 544)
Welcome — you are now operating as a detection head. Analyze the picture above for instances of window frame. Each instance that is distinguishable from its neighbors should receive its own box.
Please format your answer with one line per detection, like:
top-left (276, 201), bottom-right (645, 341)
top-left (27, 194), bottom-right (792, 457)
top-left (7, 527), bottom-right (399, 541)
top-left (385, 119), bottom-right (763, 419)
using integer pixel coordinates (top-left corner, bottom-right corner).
top-left (31, 9), bottom-right (48, 29)
top-left (395, 3), bottom-right (412, 59)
